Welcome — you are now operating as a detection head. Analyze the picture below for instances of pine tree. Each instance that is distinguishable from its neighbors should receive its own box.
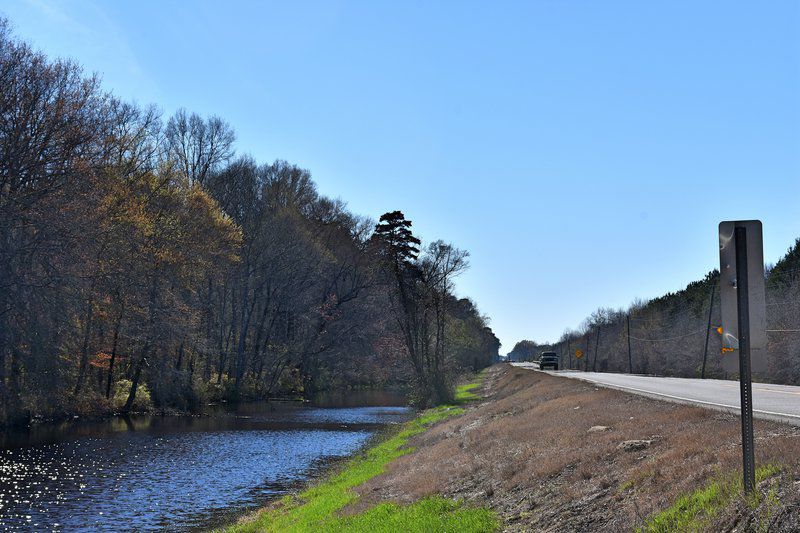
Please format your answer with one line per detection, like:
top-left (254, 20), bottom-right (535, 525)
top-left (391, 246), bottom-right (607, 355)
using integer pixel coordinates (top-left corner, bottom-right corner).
top-left (372, 210), bottom-right (421, 271)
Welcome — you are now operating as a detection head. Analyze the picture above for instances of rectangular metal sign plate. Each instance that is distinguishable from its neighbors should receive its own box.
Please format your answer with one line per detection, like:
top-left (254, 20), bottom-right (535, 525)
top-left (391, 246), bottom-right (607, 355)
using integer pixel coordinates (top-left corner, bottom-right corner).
top-left (718, 220), bottom-right (767, 373)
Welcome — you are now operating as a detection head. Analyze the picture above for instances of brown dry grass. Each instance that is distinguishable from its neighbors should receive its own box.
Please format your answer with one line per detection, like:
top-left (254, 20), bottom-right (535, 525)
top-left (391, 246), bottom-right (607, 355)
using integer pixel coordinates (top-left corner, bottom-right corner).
top-left (348, 365), bottom-right (800, 531)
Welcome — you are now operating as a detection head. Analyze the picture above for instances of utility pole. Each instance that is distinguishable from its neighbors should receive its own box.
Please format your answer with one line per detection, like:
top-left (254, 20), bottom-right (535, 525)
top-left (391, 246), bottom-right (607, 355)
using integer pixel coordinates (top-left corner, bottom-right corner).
top-left (584, 336), bottom-right (589, 372)
top-left (626, 314), bottom-right (633, 374)
top-left (592, 326), bottom-right (601, 372)
top-left (567, 337), bottom-right (572, 369)
top-left (701, 278), bottom-right (717, 379)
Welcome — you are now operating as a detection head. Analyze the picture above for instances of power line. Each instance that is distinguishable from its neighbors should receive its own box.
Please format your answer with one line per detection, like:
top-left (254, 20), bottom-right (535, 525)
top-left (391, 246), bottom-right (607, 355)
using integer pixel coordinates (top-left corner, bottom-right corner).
top-left (626, 327), bottom-right (709, 342)
top-left (766, 265), bottom-right (800, 277)
top-left (766, 298), bottom-right (800, 307)
top-left (627, 305), bottom-right (708, 324)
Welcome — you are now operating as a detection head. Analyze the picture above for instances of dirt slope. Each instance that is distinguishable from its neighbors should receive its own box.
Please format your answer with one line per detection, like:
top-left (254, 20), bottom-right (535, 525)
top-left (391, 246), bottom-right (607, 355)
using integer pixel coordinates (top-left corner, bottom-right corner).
top-left (349, 365), bottom-right (800, 531)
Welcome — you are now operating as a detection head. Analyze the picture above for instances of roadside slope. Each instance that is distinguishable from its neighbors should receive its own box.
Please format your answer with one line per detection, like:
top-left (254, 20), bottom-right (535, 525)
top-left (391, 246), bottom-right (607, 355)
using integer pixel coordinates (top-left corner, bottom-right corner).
top-left (350, 365), bottom-right (800, 531)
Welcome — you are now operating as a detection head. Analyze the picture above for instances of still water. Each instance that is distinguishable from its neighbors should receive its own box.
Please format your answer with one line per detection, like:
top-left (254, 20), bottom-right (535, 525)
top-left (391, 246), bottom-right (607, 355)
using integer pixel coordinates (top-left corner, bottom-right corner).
top-left (0, 390), bottom-right (410, 532)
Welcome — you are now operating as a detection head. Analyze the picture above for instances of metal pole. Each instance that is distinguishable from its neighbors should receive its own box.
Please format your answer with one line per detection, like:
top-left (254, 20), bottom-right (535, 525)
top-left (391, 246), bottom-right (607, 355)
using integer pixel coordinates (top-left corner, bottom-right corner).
top-left (701, 279), bottom-right (717, 379)
top-left (567, 338), bottom-right (572, 369)
top-left (592, 326), bottom-right (601, 372)
top-left (584, 336), bottom-right (589, 371)
top-left (626, 314), bottom-right (633, 374)
top-left (735, 226), bottom-right (756, 493)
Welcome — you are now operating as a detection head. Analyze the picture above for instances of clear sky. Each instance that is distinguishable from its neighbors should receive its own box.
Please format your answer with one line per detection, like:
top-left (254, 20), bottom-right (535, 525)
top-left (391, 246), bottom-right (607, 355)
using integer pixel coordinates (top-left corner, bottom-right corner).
top-left (3, 1), bottom-right (799, 353)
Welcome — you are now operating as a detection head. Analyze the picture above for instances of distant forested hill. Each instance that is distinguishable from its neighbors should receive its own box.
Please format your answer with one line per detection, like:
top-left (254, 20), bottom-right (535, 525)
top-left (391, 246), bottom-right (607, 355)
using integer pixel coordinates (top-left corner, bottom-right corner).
top-left (515, 239), bottom-right (800, 383)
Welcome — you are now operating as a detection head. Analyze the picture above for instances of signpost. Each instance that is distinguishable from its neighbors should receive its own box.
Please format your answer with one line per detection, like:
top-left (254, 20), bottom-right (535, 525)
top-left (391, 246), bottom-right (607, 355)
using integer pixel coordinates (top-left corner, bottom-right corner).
top-left (718, 220), bottom-right (766, 494)
top-left (575, 349), bottom-right (583, 359)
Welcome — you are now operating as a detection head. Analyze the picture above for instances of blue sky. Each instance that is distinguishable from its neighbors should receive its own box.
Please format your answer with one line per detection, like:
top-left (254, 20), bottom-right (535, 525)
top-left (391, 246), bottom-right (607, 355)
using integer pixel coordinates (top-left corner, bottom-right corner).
top-left (3, 1), bottom-right (799, 352)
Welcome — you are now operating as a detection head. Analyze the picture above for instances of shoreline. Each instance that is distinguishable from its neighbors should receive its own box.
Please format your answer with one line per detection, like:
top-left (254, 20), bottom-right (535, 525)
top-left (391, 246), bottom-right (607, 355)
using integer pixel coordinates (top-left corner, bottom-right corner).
top-left (0, 385), bottom-right (411, 433)
top-left (218, 373), bottom-right (495, 532)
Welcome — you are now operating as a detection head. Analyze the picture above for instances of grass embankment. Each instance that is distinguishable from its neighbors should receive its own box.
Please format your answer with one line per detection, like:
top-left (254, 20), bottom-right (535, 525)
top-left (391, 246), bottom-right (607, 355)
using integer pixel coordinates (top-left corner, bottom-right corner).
top-left (223, 372), bottom-right (498, 533)
top-left (641, 464), bottom-right (781, 532)
top-left (350, 365), bottom-right (800, 531)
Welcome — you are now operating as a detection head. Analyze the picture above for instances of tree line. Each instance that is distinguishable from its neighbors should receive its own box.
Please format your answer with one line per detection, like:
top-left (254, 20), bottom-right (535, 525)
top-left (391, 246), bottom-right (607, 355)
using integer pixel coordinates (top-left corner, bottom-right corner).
top-left (0, 20), bottom-right (499, 425)
top-left (511, 239), bottom-right (800, 384)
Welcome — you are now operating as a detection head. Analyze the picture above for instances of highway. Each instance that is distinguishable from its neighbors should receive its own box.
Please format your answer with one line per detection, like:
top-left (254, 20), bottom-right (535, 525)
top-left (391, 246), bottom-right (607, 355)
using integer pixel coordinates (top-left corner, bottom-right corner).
top-left (511, 362), bottom-right (800, 426)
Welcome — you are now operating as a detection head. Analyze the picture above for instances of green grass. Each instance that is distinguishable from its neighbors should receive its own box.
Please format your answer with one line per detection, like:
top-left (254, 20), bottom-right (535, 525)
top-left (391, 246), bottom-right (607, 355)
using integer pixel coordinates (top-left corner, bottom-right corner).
top-left (454, 370), bottom-right (486, 404)
top-left (454, 382), bottom-right (481, 403)
top-left (640, 464), bottom-right (782, 533)
top-left (222, 372), bottom-right (496, 533)
top-left (333, 496), bottom-right (498, 532)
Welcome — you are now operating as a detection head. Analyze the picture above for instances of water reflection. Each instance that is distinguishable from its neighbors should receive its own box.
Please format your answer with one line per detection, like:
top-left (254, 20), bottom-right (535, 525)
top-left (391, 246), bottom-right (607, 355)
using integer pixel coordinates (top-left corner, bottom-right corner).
top-left (0, 391), bottom-right (410, 531)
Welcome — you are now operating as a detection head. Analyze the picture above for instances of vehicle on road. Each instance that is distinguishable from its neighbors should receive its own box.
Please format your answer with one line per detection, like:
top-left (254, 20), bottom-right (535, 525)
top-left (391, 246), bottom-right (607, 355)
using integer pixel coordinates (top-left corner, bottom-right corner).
top-left (538, 351), bottom-right (559, 370)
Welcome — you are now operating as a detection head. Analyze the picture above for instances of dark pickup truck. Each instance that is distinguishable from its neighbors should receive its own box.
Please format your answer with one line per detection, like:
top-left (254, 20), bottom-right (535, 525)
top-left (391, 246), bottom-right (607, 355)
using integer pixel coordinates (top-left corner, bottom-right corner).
top-left (538, 351), bottom-right (559, 370)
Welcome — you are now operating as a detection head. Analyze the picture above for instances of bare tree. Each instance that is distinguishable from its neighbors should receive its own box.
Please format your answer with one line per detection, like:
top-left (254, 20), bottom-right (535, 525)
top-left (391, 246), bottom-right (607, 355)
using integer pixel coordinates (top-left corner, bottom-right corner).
top-left (164, 109), bottom-right (235, 185)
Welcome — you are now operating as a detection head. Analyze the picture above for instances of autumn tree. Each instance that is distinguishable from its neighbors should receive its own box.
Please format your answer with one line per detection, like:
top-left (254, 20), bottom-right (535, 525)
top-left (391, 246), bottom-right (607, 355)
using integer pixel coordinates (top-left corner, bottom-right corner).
top-left (0, 21), bottom-right (500, 425)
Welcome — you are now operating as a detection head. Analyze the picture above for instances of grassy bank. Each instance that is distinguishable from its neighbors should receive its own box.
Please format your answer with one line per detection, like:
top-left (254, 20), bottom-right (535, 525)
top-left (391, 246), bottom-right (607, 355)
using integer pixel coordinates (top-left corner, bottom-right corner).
top-left (222, 372), bottom-right (497, 533)
top-left (346, 364), bottom-right (800, 531)
top-left (222, 365), bottom-right (800, 531)
top-left (641, 464), bottom-right (782, 532)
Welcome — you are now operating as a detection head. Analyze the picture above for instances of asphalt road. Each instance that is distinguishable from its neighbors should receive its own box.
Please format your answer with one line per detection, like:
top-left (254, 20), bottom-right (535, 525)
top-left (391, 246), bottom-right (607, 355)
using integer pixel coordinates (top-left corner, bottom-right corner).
top-left (511, 362), bottom-right (800, 426)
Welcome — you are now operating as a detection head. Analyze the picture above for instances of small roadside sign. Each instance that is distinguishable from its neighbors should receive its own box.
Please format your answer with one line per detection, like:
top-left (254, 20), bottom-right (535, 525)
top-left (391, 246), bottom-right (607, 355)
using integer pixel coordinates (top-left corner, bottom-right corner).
top-left (718, 220), bottom-right (767, 373)
top-left (575, 349), bottom-right (583, 359)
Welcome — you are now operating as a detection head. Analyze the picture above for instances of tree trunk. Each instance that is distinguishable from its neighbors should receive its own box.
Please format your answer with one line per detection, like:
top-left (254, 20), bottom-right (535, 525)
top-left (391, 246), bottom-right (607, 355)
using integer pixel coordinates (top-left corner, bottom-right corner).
top-left (0, 223), bottom-right (11, 421)
top-left (73, 299), bottom-right (94, 396)
top-left (106, 307), bottom-right (124, 399)
top-left (234, 278), bottom-right (256, 393)
top-left (218, 285), bottom-right (237, 384)
top-left (124, 342), bottom-right (150, 412)
top-left (175, 337), bottom-right (185, 370)
top-left (9, 343), bottom-right (23, 422)
top-left (124, 277), bottom-right (158, 412)
top-left (0, 307), bottom-right (7, 422)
